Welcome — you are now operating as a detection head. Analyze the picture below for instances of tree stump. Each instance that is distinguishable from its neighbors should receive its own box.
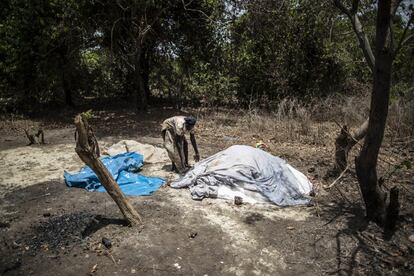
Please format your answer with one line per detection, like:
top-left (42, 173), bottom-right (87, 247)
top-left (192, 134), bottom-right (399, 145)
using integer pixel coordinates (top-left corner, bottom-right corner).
top-left (24, 129), bottom-right (45, 145)
top-left (74, 114), bottom-right (142, 226)
top-left (327, 119), bottom-right (369, 178)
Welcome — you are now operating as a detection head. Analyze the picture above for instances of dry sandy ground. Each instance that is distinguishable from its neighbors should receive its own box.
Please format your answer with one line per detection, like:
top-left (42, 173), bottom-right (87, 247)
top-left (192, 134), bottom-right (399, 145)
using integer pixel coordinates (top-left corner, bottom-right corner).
top-left (0, 132), bottom-right (312, 275)
top-left (0, 109), bottom-right (413, 275)
top-left (0, 131), bottom-right (175, 197)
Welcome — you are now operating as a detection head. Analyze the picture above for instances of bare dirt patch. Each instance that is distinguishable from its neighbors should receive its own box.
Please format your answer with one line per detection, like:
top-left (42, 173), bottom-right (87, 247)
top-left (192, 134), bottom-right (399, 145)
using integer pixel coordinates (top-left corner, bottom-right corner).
top-left (1, 107), bottom-right (413, 275)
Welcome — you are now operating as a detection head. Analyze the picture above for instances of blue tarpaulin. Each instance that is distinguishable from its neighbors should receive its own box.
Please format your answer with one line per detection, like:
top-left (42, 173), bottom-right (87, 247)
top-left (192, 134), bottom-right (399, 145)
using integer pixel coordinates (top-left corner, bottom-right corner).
top-left (64, 152), bottom-right (165, 196)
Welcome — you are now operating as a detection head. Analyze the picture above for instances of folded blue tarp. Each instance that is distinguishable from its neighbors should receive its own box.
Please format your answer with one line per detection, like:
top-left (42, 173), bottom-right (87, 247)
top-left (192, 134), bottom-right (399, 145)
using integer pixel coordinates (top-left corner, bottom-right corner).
top-left (64, 152), bottom-right (165, 196)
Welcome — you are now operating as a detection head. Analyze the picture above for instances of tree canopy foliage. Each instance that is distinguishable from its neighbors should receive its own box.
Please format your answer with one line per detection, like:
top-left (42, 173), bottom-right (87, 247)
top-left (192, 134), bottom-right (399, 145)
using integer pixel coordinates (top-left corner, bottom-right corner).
top-left (0, 0), bottom-right (412, 112)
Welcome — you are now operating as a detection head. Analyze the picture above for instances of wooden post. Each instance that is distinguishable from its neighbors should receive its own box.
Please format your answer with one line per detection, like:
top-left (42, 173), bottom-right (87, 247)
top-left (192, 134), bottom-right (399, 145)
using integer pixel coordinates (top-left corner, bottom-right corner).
top-left (74, 114), bottom-right (142, 226)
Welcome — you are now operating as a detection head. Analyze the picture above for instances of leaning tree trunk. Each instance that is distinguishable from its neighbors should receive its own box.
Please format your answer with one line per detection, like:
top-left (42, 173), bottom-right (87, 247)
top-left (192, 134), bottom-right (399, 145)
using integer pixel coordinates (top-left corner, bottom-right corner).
top-left (74, 114), bottom-right (142, 226)
top-left (355, 0), bottom-right (399, 228)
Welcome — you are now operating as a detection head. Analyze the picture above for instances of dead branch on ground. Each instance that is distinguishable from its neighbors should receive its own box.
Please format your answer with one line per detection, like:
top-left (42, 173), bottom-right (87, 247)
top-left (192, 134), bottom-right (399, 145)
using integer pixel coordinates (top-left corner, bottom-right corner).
top-left (326, 165), bottom-right (350, 189)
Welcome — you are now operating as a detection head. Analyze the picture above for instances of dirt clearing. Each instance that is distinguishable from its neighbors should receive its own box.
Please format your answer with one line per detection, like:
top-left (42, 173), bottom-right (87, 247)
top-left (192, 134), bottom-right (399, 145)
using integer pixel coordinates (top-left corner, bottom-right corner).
top-left (0, 108), bottom-right (413, 275)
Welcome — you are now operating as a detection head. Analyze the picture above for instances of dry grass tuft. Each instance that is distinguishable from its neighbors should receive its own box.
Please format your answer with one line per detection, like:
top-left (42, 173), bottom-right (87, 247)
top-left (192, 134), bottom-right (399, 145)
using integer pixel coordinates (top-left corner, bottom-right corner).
top-left (194, 92), bottom-right (413, 151)
top-left (195, 98), bottom-right (334, 147)
top-left (387, 95), bottom-right (414, 139)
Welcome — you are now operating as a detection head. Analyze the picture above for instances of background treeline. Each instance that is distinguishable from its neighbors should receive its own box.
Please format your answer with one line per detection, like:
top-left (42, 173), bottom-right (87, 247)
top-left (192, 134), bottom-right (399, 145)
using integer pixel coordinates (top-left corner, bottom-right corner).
top-left (0, 0), bottom-right (413, 112)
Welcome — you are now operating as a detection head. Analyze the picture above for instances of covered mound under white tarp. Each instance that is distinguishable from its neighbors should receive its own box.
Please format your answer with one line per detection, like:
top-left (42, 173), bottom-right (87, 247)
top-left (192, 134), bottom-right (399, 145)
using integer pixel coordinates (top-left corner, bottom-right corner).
top-left (171, 145), bottom-right (313, 206)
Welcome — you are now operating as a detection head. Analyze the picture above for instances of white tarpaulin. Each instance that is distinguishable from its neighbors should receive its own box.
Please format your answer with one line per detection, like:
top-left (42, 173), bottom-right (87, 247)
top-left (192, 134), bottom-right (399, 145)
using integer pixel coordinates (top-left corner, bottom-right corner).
top-left (106, 140), bottom-right (169, 164)
top-left (171, 145), bottom-right (313, 206)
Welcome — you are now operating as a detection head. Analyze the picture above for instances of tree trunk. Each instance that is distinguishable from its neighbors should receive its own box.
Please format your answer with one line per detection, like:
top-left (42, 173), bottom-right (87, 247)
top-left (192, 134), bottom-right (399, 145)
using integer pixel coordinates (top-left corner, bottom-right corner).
top-left (60, 52), bottom-right (74, 106)
top-left (330, 119), bottom-right (368, 176)
top-left (129, 52), bottom-right (148, 112)
top-left (74, 115), bottom-right (142, 227)
top-left (20, 59), bottom-right (36, 106)
top-left (141, 48), bottom-right (151, 103)
top-left (63, 69), bottom-right (73, 106)
top-left (355, 0), bottom-right (399, 227)
top-left (137, 73), bottom-right (148, 111)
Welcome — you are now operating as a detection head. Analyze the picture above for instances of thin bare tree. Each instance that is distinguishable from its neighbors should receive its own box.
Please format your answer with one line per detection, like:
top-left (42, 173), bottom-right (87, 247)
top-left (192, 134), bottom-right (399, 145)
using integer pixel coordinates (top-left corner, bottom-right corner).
top-left (333, 0), bottom-right (413, 229)
top-left (331, 0), bottom-right (412, 175)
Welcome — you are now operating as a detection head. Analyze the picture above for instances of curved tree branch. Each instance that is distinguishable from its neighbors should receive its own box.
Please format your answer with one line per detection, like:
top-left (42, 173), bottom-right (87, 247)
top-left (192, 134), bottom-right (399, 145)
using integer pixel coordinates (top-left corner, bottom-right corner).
top-left (333, 0), bottom-right (375, 71)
